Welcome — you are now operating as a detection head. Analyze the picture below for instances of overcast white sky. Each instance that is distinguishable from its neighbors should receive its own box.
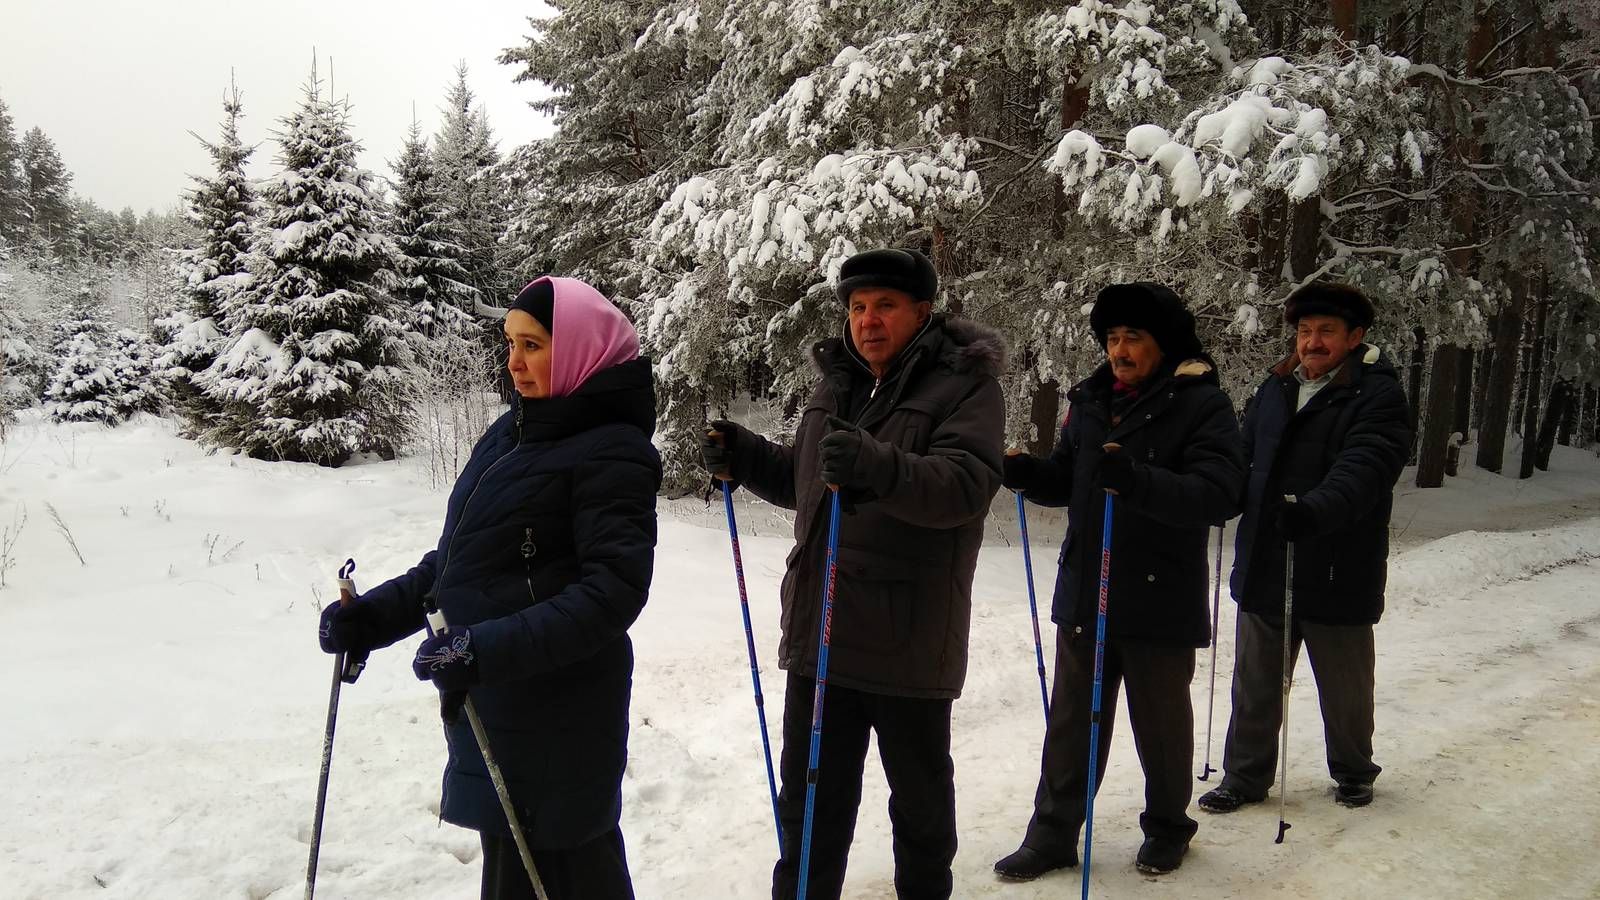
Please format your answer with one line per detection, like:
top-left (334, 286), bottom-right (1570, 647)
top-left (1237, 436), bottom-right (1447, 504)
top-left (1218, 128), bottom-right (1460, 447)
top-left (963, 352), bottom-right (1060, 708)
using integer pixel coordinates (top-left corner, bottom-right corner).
top-left (1, 1), bottom-right (556, 215)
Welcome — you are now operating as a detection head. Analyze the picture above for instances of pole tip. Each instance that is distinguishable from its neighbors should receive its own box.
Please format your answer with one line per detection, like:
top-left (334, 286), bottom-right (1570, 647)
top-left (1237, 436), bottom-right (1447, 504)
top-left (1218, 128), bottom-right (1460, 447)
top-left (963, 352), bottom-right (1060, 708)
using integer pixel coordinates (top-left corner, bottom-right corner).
top-left (1274, 821), bottom-right (1291, 844)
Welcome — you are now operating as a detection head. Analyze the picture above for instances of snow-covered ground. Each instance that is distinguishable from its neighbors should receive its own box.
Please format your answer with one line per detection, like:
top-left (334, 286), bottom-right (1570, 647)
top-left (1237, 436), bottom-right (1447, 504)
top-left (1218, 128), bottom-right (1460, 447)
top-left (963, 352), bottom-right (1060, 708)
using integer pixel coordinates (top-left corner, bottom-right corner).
top-left (2, 413), bottom-right (1598, 899)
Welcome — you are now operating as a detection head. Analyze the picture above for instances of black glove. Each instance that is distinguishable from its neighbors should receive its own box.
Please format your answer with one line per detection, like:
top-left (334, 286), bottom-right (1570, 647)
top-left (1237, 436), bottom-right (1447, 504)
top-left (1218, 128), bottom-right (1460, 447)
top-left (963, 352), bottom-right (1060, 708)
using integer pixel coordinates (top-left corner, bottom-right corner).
top-left (412, 625), bottom-right (481, 692)
top-left (319, 600), bottom-right (384, 656)
top-left (1095, 445), bottom-right (1139, 496)
top-left (701, 419), bottom-right (746, 480)
top-left (1276, 498), bottom-right (1316, 541)
top-left (1002, 452), bottom-right (1036, 491)
top-left (818, 415), bottom-right (877, 489)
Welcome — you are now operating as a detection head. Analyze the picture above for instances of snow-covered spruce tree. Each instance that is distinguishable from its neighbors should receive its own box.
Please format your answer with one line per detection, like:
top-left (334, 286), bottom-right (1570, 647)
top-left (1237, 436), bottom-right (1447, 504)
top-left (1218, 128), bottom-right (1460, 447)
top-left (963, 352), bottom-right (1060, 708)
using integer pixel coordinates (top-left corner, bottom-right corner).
top-left (389, 119), bottom-right (480, 338)
top-left (0, 245), bottom-right (45, 432)
top-left (500, 2), bottom-right (725, 490)
top-left (42, 281), bottom-right (161, 424)
top-left (160, 81), bottom-right (256, 433)
top-left (0, 97), bottom-right (27, 247)
top-left (199, 69), bottom-right (410, 466)
top-left (19, 126), bottom-right (75, 256)
top-left (639, 1), bottom-right (1263, 488)
top-left (433, 65), bottom-right (511, 307)
top-left (389, 119), bottom-right (497, 484)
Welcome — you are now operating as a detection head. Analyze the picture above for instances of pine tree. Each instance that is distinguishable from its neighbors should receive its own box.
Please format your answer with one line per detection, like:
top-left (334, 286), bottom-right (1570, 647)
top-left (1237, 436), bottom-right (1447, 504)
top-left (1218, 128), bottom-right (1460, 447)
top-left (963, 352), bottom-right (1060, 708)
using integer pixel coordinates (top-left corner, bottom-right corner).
top-left (20, 127), bottom-right (74, 253)
top-left (41, 282), bottom-right (160, 424)
top-left (199, 67), bottom-right (410, 466)
top-left (389, 120), bottom-right (480, 337)
top-left (0, 245), bottom-right (44, 430)
top-left (433, 65), bottom-right (509, 306)
top-left (161, 82), bottom-right (256, 432)
top-left (0, 97), bottom-right (27, 246)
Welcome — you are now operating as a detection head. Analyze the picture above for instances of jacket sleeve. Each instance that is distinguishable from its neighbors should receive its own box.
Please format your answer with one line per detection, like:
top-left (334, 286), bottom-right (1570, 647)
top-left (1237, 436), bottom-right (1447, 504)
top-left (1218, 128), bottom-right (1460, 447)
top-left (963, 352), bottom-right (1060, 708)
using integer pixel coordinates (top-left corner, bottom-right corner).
top-left (731, 429), bottom-right (800, 511)
top-left (1301, 376), bottom-right (1411, 533)
top-left (855, 377), bottom-right (1005, 528)
top-left (470, 439), bottom-right (660, 682)
top-left (1122, 388), bottom-right (1246, 527)
top-left (354, 551), bottom-right (433, 648)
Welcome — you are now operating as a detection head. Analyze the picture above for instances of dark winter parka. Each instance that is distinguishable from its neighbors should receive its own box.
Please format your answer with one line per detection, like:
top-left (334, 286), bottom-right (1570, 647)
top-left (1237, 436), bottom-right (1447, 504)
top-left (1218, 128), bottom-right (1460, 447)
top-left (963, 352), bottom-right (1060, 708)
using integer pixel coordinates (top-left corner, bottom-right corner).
top-left (730, 315), bottom-right (1005, 699)
top-left (1015, 358), bottom-right (1245, 646)
top-left (358, 358), bottom-right (661, 848)
top-left (1231, 345), bottom-right (1411, 625)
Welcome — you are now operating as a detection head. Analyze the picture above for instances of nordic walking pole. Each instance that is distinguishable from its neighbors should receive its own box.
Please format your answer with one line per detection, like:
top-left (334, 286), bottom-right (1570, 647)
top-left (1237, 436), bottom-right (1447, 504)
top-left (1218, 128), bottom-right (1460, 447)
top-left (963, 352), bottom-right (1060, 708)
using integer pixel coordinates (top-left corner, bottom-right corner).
top-left (1081, 486), bottom-right (1115, 900)
top-left (1016, 491), bottom-right (1051, 725)
top-left (1199, 522), bottom-right (1226, 781)
top-left (721, 478), bottom-right (783, 850)
top-left (1276, 497), bottom-right (1297, 845)
top-left (306, 558), bottom-right (365, 900)
top-left (422, 598), bottom-right (549, 899)
top-left (797, 486), bottom-right (843, 900)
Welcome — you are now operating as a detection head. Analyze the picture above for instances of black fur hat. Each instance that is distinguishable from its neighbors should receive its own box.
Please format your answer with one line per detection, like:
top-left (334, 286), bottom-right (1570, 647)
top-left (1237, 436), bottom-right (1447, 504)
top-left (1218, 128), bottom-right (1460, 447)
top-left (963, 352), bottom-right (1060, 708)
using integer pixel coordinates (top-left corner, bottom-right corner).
top-left (1089, 282), bottom-right (1203, 360)
top-left (1283, 282), bottom-right (1374, 330)
top-left (835, 248), bottom-right (937, 305)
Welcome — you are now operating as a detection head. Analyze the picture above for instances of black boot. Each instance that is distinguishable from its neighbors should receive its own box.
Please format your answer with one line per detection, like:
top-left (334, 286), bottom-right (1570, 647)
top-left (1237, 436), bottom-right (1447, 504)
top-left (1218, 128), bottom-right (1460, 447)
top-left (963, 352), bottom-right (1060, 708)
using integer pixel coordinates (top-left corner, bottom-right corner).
top-left (1197, 786), bottom-right (1263, 814)
top-left (993, 845), bottom-right (1078, 881)
top-left (1135, 837), bottom-right (1189, 875)
top-left (1335, 782), bottom-right (1374, 807)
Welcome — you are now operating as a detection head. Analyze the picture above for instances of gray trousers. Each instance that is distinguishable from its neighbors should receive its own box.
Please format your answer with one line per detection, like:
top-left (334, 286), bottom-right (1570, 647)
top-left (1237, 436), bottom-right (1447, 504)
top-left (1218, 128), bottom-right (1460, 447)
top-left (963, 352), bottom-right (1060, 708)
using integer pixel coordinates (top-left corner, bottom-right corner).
top-left (1219, 611), bottom-right (1381, 798)
top-left (1022, 628), bottom-right (1199, 853)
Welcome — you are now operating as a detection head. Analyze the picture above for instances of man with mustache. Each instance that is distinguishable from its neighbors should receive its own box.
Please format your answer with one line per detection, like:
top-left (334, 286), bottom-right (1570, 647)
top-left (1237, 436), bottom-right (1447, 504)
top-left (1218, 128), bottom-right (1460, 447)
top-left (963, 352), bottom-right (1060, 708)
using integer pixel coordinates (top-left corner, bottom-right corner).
top-left (1200, 282), bottom-right (1411, 816)
top-left (994, 283), bottom-right (1244, 880)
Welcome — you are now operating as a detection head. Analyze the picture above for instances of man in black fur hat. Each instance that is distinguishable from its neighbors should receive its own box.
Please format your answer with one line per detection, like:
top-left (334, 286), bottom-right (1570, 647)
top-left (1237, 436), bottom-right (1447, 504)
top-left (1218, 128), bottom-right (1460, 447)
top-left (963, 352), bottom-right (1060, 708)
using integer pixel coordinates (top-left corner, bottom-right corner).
top-left (701, 248), bottom-right (1006, 899)
top-left (1199, 282), bottom-right (1411, 816)
top-left (994, 283), bottom-right (1245, 880)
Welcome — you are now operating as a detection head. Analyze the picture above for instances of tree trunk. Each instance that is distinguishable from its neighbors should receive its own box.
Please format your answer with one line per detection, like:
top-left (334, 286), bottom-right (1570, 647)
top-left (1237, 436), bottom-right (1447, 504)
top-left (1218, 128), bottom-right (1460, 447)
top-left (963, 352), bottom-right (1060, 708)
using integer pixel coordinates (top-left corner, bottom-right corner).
top-left (1331, 0), bottom-right (1359, 43)
top-left (1587, 384), bottom-right (1600, 448)
top-left (1027, 377), bottom-right (1061, 457)
top-left (1415, 343), bottom-right (1461, 487)
top-left (1517, 289), bottom-right (1548, 479)
top-left (1536, 379), bottom-right (1572, 469)
top-left (1407, 327), bottom-right (1426, 464)
top-left (1472, 340), bottom-right (1493, 435)
top-left (1453, 347), bottom-right (1474, 437)
top-left (1288, 197), bottom-right (1322, 280)
top-left (1476, 272), bottom-right (1525, 473)
top-left (1557, 378), bottom-right (1577, 446)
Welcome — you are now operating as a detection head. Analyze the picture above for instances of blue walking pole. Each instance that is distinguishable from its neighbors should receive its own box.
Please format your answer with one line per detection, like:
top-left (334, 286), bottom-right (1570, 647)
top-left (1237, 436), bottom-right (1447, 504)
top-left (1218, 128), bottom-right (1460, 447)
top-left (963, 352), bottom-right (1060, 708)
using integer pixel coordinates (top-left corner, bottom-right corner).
top-left (721, 480), bottom-right (783, 851)
top-left (1081, 492), bottom-right (1114, 900)
top-left (1199, 522), bottom-right (1226, 781)
top-left (796, 487), bottom-right (843, 900)
top-left (1016, 492), bottom-right (1050, 724)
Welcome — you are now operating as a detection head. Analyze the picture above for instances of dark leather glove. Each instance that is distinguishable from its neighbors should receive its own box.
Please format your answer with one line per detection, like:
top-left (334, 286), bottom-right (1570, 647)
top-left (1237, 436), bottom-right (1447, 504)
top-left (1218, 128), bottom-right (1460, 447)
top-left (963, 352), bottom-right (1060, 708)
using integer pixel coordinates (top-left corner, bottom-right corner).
top-left (412, 625), bottom-right (480, 693)
top-left (1095, 444), bottom-right (1139, 496)
top-left (1002, 451), bottom-right (1036, 491)
top-left (319, 600), bottom-right (384, 656)
top-left (701, 419), bottom-right (746, 480)
top-left (1276, 498), bottom-right (1316, 541)
top-left (818, 415), bottom-right (875, 489)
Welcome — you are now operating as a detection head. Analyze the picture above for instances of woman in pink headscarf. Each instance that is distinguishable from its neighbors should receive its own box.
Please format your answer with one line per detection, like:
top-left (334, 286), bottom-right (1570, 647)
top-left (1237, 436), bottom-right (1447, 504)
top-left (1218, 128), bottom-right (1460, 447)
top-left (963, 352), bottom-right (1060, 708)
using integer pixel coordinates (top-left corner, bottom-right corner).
top-left (319, 276), bottom-right (660, 899)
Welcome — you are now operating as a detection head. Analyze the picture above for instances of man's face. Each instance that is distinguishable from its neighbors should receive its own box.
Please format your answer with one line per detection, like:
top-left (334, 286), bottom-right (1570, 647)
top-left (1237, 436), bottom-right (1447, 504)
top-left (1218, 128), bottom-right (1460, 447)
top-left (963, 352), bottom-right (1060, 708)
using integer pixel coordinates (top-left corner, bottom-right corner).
top-left (1105, 326), bottom-right (1163, 386)
top-left (848, 287), bottom-right (931, 376)
top-left (1296, 314), bottom-right (1364, 380)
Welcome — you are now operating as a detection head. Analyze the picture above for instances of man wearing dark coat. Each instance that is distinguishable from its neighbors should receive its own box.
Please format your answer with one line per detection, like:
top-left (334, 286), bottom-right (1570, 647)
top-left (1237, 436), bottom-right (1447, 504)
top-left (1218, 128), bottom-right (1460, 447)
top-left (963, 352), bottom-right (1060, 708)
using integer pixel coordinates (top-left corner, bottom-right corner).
top-left (1199, 282), bottom-right (1412, 816)
top-left (993, 283), bottom-right (1245, 880)
top-left (701, 248), bottom-right (1006, 900)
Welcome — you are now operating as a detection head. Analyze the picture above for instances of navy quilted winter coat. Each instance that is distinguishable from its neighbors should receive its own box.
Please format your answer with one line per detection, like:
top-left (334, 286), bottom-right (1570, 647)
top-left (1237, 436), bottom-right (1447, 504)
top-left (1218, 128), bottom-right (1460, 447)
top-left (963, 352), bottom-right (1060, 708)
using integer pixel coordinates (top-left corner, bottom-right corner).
top-left (358, 357), bottom-right (660, 847)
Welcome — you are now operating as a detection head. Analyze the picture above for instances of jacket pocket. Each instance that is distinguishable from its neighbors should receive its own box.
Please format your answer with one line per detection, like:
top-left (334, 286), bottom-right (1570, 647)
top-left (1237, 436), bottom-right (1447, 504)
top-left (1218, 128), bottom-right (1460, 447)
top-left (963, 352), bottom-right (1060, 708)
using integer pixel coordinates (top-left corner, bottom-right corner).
top-left (827, 545), bottom-right (916, 655)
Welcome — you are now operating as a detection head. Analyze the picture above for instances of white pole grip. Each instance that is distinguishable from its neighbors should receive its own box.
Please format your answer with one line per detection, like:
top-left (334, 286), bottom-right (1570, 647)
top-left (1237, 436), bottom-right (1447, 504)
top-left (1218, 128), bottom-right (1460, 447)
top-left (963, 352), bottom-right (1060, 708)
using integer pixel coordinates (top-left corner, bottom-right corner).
top-left (426, 609), bottom-right (448, 635)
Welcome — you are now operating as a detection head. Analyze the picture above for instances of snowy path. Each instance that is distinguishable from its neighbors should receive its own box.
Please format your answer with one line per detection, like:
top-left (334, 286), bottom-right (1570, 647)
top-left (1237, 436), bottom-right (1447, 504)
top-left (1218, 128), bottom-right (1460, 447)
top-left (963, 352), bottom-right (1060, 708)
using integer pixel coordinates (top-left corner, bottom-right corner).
top-left (1, 417), bottom-right (1597, 898)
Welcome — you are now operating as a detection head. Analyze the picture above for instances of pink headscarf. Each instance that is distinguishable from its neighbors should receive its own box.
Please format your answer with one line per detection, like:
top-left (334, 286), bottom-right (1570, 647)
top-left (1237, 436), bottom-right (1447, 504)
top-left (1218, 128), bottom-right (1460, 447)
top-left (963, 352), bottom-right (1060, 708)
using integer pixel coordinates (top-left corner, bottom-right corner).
top-left (524, 276), bottom-right (640, 398)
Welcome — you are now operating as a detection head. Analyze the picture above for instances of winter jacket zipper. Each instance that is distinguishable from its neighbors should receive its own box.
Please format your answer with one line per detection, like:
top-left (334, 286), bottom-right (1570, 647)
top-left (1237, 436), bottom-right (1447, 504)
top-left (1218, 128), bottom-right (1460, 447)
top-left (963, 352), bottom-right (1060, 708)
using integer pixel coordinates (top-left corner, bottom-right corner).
top-left (437, 403), bottom-right (525, 594)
